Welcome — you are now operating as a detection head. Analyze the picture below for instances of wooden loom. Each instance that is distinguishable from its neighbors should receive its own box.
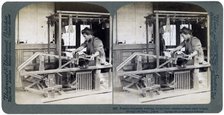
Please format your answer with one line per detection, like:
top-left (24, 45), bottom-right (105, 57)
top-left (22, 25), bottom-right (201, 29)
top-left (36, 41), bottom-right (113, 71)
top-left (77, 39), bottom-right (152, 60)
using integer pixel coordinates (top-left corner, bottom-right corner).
top-left (116, 52), bottom-right (210, 102)
top-left (18, 52), bottom-right (112, 103)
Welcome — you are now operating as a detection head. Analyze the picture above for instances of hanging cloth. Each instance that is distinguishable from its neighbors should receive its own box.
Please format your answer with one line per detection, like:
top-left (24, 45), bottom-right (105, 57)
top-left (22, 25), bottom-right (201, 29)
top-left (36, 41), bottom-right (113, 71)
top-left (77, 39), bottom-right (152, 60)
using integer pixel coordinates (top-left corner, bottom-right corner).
top-left (165, 16), bottom-right (171, 32)
top-left (67, 15), bottom-right (74, 33)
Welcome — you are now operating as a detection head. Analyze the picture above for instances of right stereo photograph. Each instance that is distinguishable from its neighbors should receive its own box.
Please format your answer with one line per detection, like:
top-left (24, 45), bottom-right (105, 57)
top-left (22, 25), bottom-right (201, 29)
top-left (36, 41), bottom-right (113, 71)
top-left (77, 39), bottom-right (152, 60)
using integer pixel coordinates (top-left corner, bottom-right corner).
top-left (113, 2), bottom-right (211, 104)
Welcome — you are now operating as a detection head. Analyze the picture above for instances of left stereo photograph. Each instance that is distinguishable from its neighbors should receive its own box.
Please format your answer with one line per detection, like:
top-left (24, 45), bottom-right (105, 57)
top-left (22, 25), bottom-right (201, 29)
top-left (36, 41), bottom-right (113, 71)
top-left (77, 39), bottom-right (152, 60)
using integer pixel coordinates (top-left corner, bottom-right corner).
top-left (15, 2), bottom-right (113, 104)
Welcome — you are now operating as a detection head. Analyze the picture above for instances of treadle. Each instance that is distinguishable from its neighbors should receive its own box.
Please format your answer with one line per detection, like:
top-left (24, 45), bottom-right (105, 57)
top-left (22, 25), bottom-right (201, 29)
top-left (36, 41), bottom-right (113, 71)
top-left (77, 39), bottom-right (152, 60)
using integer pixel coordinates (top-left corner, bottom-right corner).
top-left (141, 84), bottom-right (161, 97)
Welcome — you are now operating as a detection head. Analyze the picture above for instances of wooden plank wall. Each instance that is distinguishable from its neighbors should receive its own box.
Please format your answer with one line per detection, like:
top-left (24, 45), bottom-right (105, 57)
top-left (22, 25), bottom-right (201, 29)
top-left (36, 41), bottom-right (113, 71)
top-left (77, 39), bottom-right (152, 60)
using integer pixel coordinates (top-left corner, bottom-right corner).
top-left (15, 44), bottom-right (56, 88)
top-left (16, 3), bottom-right (55, 44)
top-left (116, 3), bottom-right (153, 44)
top-left (113, 44), bottom-right (155, 89)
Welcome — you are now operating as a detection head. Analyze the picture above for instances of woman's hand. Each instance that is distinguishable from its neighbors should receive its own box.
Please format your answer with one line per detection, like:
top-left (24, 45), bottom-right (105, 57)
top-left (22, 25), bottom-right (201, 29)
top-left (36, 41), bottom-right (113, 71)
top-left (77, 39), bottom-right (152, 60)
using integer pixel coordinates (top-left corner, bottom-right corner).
top-left (186, 55), bottom-right (193, 60)
top-left (90, 52), bottom-right (100, 60)
top-left (90, 55), bottom-right (95, 60)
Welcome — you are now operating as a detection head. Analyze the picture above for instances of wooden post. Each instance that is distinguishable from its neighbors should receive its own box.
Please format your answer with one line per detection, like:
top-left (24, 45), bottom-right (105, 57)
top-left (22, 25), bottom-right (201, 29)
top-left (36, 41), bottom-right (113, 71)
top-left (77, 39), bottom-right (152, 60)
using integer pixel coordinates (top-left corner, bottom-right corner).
top-left (47, 20), bottom-right (50, 63)
top-left (155, 13), bottom-right (160, 68)
top-left (95, 57), bottom-right (101, 90)
top-left (109, 15), bottom-right (112, 65)
top-left (109, 15), bottom-right (113, 88)
top-left (58, 13), bottom-right (62, 67)
top-left (136, 55), bottom-right (142, 71)
top-left (39, 55), bottom-right (45, 71)
top-left (115, 12), bottom-right (118, 44)
top-left (176, 21), bottom-right (181, 46)
top-left (146, 19), bottom-right (149, 63)
top-left (76, 22), bottom-right (80, 47)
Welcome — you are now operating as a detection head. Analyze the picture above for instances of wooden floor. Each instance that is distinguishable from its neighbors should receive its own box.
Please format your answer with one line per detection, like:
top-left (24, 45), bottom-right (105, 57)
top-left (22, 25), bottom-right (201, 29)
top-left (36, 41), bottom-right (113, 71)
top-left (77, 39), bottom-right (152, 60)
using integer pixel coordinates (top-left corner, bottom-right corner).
top-left (113, 89), bottom-right (210, 104)
top-left (16, 88), bottom-right (112, 104)
top-left (16, 88), bottom-right (210, 104)
top-left (16, 73), bottom-right (112, 104)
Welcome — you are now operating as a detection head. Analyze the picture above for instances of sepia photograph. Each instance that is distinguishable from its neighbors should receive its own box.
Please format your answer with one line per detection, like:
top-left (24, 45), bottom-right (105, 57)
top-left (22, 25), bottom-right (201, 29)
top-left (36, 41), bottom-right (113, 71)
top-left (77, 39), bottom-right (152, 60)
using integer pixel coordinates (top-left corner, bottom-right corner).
top-left (113, 2), bottom-right (211, 104)
top-left (1, 1), bottom-right (222, 113)
top-left (15, 2), bottom-right (113, 104)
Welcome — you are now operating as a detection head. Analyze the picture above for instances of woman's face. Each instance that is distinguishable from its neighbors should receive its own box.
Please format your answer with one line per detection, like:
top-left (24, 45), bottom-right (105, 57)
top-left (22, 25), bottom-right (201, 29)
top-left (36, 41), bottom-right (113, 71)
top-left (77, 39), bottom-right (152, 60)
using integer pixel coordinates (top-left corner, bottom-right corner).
top-left (83, 34), bottom-right (92, 41)
top-left (181, 33), bottom-right (191, 40)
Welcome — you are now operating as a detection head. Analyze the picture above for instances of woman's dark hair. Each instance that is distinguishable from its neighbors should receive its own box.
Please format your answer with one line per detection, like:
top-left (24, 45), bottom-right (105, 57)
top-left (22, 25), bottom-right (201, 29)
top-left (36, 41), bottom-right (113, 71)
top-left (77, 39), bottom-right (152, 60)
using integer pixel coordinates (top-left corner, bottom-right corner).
top-left (81, 27), bottom-right (94, 35)
top-left (180, 27), bottom-right (192, 35)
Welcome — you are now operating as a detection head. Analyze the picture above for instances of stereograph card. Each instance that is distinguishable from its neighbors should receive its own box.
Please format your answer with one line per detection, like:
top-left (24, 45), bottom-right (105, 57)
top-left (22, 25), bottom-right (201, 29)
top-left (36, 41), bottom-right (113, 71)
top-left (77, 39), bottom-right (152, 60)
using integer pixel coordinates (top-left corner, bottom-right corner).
top-left (1, 1), bottom-right (223, 113)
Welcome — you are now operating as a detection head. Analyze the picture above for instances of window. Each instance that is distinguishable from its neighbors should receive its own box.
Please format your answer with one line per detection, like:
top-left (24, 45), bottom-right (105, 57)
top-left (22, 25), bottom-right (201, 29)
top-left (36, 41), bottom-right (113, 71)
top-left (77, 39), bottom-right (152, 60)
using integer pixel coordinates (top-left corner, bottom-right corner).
top-left (162, 24), bottom-right (192, 46)
top-left (62, 25), bottom-right (76, 46)
top-left (163, 25), bottom-right (176, 46)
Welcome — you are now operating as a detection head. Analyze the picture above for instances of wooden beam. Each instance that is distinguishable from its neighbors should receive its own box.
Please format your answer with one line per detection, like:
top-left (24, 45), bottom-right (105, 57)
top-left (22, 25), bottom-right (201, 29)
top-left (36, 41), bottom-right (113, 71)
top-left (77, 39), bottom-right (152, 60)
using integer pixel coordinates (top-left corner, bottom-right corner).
top-left (155, 13), bottom-right (160, 68)
top-left (16, 44), bottom-right (56, 50)
top-left (59, 58), bottom-right (77, 69)
top-left (31, 74), bottom-right (44, 79)
top-left (18, 52), bottom-right (40, 71)
top-left (18, 53), bottom-right (68, 71)
top-left (116, 53), bottom-right (138, 71)
top-left (24, 87), bottom-right (45, 94)
top-left (117, 64), bottom-right (210, 76)
top-left (40, 53), bottom-right (68, 59)
top-left (25, 82), bottom-right (37, 88)
top-left (123, 82), bottom-right (135, 89)
top-left (56, 10), bottom-right (110, 16)
top-left (20, 64), bottom-right (112, 76)
top-left (127, 74), bottom-right (142, 79)
top-left (37, 84), bottom-right (42, 90)
top-left (158, 58), bottom-right (173, 68)
top-left (154, 10), bottom-right (208, 15)
top-left (116, 52), bottom-right (166, 71)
